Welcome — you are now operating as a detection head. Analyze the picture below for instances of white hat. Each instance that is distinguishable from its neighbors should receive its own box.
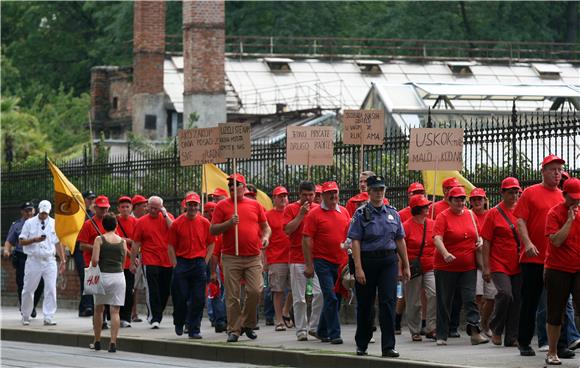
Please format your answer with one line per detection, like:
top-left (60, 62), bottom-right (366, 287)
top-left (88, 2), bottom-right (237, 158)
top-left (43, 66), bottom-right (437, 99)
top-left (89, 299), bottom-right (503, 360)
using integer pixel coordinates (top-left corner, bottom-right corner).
top-left (38, 200), bottom-right (52, 214)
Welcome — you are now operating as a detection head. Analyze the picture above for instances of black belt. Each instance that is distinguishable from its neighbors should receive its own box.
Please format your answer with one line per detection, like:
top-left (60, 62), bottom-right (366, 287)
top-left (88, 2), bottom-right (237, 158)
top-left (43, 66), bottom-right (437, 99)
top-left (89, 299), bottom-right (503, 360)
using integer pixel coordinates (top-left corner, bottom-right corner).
top-left (360, 249), bottom-right (396, 258)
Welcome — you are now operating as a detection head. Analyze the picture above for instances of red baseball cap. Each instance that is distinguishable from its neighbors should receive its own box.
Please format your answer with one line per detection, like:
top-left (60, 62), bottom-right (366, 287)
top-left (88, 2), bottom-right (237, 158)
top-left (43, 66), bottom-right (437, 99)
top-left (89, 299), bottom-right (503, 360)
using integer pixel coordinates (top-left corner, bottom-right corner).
top-left (212, 188), bottom-right (228, 197)
top-left (563, 178), bottom-right (580, 200)
top-left (501, 177), bottom-right (521, 190)
top-left (131, 194), bottom-right (147, 206)
top-left (118, 196), bottom-right (132, 204)
top-left (181, 199), bottom-right (186, 208)
top-left (272, 186), bottom-right (288, 196)
top-left (351, 192), bottom-right (369, 203)
top-left (448, 186), bottom-right (467, 198)
top-left (562, 171), bottom-right (570, 180)
top-left (542, 154), bottom-right (565, 168)
top-left (407, 182), bottom-right (425, 193)
top-left (469, 188), bottom-right (487, 199)
top-left (185, 193), bottom-right (201, 204)
top-left (442, 177), bottom-right (463, 189)
top-left (409, 194), bottom-right (431, 209)
top-left (321, 181), bottom-right (339, 193)
top-left (204, 202), bottom-right (217, 212)
top-left (95, 195), bottom-right (110, 208)
top-left (227, 173), bottom-right (246, 186)
top-left (315, 185), bottom-right (322, 194)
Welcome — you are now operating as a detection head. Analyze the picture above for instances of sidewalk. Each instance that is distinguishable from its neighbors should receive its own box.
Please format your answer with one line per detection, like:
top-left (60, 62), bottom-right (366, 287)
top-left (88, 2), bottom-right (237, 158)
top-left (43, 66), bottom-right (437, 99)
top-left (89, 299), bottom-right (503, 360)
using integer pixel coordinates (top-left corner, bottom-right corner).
top-left (1, 307), bottom-right (577, 368)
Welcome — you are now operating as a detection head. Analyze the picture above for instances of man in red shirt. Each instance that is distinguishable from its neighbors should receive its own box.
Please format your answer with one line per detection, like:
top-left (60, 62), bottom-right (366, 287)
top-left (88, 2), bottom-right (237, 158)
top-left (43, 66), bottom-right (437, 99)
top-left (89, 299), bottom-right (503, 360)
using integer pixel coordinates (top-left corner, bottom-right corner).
top-left (265, 186), bottom-right (292, 332)
top-left (130, 194), bottom-right (147, 323)
top-left (210, 173), bottom-right (271, 343)
top-left (514, 154), bottom-right (566, 356)
top-left (168, 193), bottom-right (215, 339)
top-left (303, 181), bottom-right (350, 344)
top-left (131, 195), bottom-right (147, 219)
top-left (314, 185), bottom-right (322, 205)
top-left (115, 196), bottom-right (137, 328)
top-left (284, 181), bottom-right (323, 341)
top-left (211, 188), bottom-right (228, 203)
top-left (130, 195), bottom-right (174, 329)
top-left (544, 178), bottom-right (580, 364)
top-left (399, 182), bottom-right (426, 223)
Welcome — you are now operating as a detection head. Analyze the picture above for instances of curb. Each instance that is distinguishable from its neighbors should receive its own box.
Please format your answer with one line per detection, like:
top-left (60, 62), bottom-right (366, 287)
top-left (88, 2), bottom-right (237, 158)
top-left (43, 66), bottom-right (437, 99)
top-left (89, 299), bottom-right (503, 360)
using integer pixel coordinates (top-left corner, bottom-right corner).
top-left (2, 328), bottom-right (478, 368)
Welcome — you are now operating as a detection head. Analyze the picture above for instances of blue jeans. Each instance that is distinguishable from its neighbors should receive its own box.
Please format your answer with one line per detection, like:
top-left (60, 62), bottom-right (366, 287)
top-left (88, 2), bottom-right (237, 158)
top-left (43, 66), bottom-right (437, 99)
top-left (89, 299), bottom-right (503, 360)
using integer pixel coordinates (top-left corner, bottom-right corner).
top-left (171, 258), bottom-right (207, 335)
top-left (536, 289), bottom-right (578, 348)
top-left (209, 265), bottom-right (227, 327)
top-left (263, 283), bottom-right (275, 322)
top-left (314, 259), bottom-right (341, 340)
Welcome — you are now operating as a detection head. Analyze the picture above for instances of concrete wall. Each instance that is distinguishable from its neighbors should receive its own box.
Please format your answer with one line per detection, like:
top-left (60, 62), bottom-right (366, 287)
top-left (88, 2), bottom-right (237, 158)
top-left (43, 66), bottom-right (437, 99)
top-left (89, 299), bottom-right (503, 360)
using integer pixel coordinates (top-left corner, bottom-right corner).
top-left (132, 94), bottom-right (168, 139)
top-left (183, 94), bottom-right (226, 128)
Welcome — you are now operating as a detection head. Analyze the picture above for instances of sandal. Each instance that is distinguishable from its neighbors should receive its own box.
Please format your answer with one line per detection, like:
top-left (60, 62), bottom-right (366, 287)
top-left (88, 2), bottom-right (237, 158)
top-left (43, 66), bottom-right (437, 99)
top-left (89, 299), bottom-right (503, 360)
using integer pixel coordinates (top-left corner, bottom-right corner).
top-left (545, 354), bottom-right (561, 365)
top-left (275, 323), bottom-right (286, 331)
top-left (283, 315), bottom-right (294, 329)
top-left (412, 334), bottom-right (422, 342)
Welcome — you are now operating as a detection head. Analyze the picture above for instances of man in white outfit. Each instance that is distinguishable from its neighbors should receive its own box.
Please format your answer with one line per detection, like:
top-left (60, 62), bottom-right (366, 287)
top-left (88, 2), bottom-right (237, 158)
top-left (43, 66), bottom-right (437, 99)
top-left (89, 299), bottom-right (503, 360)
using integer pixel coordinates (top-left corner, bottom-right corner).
top-left (19, 200), bottom-right (66, 326)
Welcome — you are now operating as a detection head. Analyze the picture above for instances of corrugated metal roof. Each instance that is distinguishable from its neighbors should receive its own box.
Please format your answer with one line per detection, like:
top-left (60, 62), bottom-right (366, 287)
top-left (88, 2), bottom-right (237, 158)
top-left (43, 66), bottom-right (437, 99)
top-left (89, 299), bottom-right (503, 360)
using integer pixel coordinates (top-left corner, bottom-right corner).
top-left (164, 57), bottom-right (579, 115)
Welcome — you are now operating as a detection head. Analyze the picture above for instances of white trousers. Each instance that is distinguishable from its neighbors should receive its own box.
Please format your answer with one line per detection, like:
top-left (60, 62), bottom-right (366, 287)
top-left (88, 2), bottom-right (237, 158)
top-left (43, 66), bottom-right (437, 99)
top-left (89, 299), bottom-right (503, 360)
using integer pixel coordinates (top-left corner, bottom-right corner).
top-left (289, 263), bottom-right (323, 335)
top-left (21, 256), bottom-right (57, 320)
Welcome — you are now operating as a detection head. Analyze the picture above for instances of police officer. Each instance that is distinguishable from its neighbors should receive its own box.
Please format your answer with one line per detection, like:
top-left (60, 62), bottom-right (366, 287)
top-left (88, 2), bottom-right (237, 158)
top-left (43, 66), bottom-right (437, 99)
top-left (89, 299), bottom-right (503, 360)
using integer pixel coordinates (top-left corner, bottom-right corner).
top-left (348, 175), bottom-right (410, 358)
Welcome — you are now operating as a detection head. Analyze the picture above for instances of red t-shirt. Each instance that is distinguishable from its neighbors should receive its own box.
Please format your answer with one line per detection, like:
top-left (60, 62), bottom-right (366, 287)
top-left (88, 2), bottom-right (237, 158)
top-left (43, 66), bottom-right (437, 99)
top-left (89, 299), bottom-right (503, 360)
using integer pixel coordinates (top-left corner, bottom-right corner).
top-left (431, 200), bottom-right (450, 219)
top-left (433, 209), bottom-right (479, 272)
top-left (168, 214), bottom-right (214, 260)
top-left (399, 206), bottom-right (412, 223)
top-left (116, 215), bottom-right (137, 269)
top-left (133, 213), bottom-right (174, 267)
top-left (403, 218), bottom-right (435, 272)
top-left (266, 209), bottom-right (291, 264)
top-left (545, 202), bottom-right (580, 273)
top-left (346, 192), bottom-right (389, 217)
top-left (514, 184), bottom-right (563, 265)
top-left (481, 202), bottom-right (521, 275)
top-left (77, 217), bottom-right (106, 266)
top-left (212, 198), bottom-right (267, 257)
top-left (283, 201), bottom-right (319, 264)
top-left (302, 205), bottom-right (350, 265)
top-left (473, 210), bottom-right (488, 233)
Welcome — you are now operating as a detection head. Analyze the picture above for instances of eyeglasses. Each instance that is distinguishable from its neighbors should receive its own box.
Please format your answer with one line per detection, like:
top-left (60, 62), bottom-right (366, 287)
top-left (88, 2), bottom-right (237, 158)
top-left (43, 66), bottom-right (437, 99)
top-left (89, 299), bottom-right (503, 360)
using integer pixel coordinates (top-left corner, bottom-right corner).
top-left (227, 182), bottom-right (244, 189)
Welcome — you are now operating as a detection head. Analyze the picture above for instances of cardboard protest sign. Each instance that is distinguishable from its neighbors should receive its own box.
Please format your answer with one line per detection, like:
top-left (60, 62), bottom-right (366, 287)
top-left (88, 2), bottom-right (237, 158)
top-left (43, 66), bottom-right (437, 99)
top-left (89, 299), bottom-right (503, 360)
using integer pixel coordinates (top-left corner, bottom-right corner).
top-left (286, 126), bottom-right (335, 166)
top-left (343, 109), bottom-right (384, 145)
top-left (178, 127), bottom-right (224, 166)
top-left (409, 128), bottom-right (464, 171)
top-left (219, 123), bottom-right (251, 160)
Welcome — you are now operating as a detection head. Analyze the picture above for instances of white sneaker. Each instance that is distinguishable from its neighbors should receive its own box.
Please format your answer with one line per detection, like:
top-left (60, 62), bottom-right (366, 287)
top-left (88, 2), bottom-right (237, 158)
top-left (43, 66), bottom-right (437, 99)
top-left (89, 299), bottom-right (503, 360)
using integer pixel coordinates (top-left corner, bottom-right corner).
top-left (22, 319), bottom-right (30, 326)
top-left (436, 339), bottom-right (447, 346)
top-left (569, 338), bottom-right (580, 350)
top-left (369, 337), bottom-right (376, 343)
top-left (43, 319), bottom-right (57, 326)
top-left (151, 321), bottom-right (160, 329)
top-left (539, 345), bottom-right (549, 352)
top-left (120, 320), bottom-right (132, 328)
top-left (297, 332), bottom-right (308, 341)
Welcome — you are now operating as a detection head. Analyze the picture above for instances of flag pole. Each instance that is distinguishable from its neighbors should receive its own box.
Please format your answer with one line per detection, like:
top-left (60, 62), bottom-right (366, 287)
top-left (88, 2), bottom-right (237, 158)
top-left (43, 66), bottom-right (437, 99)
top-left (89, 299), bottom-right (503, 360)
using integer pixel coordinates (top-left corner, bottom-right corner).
top-left (307, 151), bottom-right (311, 181)
top-left (360, 143), bottom-right (364, 172)
top-left (233, 159), bottom-right (239, 256)
top-left (201, 164), bottom-right (205, 215)
top-left (431, 159), bottom-right (438, 220)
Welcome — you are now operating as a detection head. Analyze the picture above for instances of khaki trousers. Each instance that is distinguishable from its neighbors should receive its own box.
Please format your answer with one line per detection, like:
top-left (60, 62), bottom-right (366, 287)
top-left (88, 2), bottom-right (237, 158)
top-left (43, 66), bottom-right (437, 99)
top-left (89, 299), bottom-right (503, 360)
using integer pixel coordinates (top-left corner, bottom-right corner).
top-left (222, 254), bottom-right (263, 336)
top-left (404, 270), bottom-right (437, 335)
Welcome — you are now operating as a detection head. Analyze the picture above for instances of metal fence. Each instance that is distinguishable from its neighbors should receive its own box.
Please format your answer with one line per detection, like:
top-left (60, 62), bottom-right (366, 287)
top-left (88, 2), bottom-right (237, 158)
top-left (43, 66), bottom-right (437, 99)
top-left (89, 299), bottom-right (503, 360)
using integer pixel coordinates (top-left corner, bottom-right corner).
top-left (1, 111), bottom-right (578, 238)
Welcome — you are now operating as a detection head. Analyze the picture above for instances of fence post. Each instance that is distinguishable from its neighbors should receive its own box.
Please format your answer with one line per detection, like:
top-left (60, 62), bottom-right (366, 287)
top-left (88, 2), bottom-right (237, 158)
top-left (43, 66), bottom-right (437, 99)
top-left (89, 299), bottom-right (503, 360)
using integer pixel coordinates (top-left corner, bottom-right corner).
top-left (44, 152), bottom-right (49, 200)
top-left (126, 142), bottom-right (131, 195)
top-left (511, 99), bottom-right (517, 177)
top-left (83, 145), bottom-right (88, 191)
top-left (173, 139), bottom-right (178, 210)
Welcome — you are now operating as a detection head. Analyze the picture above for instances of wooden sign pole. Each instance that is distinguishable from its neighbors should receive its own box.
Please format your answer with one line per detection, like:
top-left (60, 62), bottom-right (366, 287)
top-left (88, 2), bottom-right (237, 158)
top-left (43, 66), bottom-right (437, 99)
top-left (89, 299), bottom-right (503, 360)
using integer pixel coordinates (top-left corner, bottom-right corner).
top-left (233, 159), bottom-right (239, 256)
top-left (360, 143), bottom-right (364, 172)
top-left (431, 159), bottom-right (439, 220)
top-left (307, 151), bottom-right (311, 181)
top-left (201, 164), bottom-right (205, 215)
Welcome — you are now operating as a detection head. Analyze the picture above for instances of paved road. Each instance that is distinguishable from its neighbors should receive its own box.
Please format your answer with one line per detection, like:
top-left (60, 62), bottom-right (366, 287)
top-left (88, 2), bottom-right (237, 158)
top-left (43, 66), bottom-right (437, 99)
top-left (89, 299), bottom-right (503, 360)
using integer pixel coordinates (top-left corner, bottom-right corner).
top-left (1, 340), bottom-right (271, 368)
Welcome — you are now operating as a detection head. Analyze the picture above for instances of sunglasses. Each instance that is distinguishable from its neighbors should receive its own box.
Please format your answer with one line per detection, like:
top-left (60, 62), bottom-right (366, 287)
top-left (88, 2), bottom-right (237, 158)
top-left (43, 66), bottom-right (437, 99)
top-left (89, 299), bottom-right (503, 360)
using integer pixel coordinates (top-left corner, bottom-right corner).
top-left (228, 182), bottom-right (244, 188)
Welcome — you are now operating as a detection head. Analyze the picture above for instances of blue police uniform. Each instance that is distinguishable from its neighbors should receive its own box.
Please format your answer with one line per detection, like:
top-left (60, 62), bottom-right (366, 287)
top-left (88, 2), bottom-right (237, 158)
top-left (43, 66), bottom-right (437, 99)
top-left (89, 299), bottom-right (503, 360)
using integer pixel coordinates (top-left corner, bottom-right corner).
top-left (347, 176), bottom-right (405, 356)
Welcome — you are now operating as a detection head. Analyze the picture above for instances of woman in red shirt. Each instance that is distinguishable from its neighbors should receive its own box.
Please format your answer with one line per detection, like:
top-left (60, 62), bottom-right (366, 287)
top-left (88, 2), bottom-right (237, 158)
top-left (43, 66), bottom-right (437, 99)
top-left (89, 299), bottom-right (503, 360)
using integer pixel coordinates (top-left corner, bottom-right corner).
top-left (544, 178), bottom-right (580, 365)
top-left (433, 186), bottom-right (489, 346)
top-left (481, 177), bottom-right (522, 348)
top-left (403, 194), bottom-right (436, 341)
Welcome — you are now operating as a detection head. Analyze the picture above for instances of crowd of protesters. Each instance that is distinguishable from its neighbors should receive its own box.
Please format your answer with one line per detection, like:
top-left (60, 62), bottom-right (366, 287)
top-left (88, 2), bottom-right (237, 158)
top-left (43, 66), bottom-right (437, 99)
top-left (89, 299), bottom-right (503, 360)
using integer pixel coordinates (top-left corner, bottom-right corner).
top-left (3, 154), bottom-right (579, 364)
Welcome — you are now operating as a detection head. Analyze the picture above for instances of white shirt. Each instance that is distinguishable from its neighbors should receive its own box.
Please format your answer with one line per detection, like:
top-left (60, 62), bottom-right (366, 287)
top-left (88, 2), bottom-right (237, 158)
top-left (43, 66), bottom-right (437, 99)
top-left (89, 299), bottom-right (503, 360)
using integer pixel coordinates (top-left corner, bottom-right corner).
top-left (19, 215), bottom-right (59, 258)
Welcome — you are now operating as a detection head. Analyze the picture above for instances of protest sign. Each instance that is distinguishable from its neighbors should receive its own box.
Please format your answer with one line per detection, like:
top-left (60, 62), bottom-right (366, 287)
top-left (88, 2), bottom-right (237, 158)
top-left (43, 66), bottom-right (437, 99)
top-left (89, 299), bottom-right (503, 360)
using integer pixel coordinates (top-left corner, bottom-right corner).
top-left (343, 109), bottom-right (384, 145)
top-left (178, 127), bottom-right (223, 166)
top-left (219, 123), bottom-right (251, 160)
top-left (409, 128), bottom-right (464, 171)
top-left (286, 126), bottom-right (335, 166)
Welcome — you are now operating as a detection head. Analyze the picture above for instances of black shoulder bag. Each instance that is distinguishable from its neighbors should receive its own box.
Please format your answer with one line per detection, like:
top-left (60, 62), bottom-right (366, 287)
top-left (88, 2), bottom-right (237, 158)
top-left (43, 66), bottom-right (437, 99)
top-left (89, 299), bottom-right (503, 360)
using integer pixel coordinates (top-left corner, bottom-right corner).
top-left (495, 205), bottom-right (521, 254)
top-left (409, 222), bottom-right (427, 279)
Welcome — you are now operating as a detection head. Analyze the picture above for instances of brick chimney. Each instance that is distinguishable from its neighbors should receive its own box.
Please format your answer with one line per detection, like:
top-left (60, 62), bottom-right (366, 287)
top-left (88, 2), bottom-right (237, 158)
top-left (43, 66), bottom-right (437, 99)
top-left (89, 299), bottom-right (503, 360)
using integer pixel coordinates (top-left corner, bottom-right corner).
top-left (182, 0), bottom-right (226, 128)
top-left (132, 0), bottom-right (167, 139)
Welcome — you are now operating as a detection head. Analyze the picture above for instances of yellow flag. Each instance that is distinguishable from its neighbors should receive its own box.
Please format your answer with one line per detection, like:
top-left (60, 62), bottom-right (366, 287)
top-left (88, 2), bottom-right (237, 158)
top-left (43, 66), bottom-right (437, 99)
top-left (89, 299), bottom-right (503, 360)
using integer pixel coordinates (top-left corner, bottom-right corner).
top-left (48, 160), bottom-right (86, 254)
top-left (422, 170), bottom-right (476, 197)
top-left (202, 163), bottom-right (273, 210)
